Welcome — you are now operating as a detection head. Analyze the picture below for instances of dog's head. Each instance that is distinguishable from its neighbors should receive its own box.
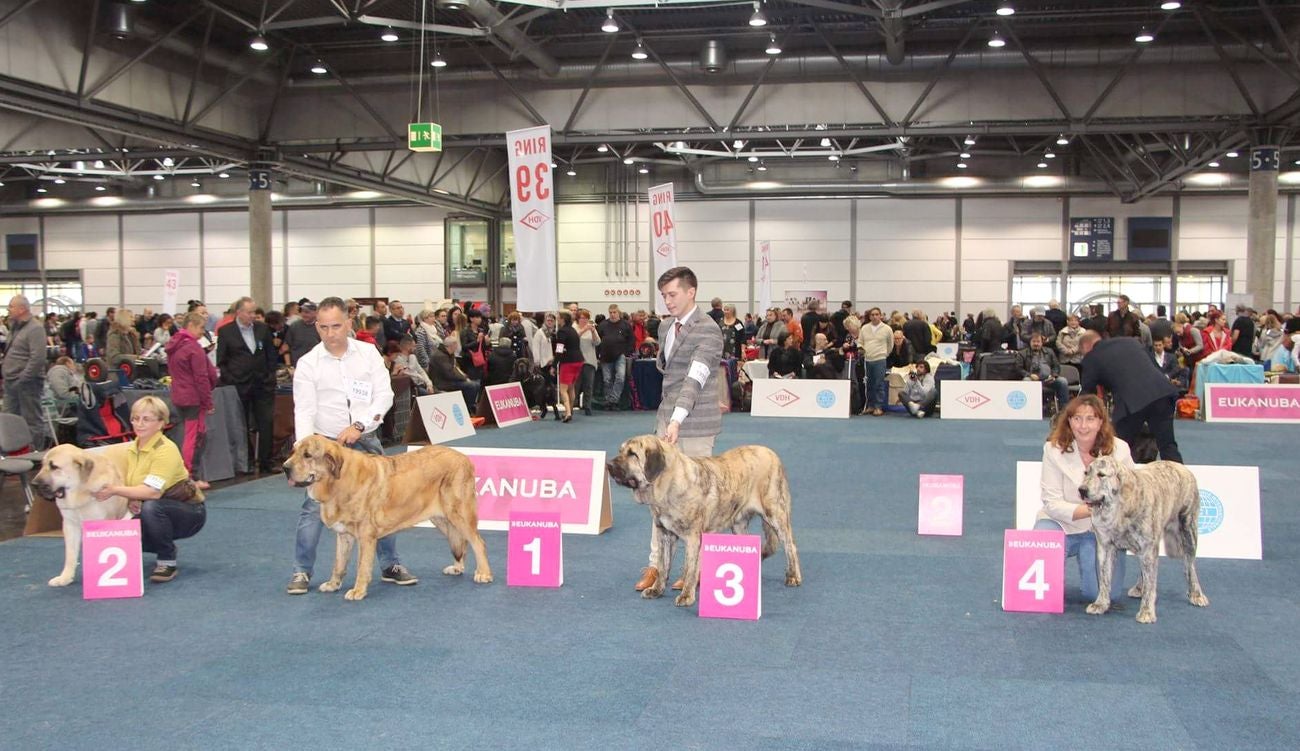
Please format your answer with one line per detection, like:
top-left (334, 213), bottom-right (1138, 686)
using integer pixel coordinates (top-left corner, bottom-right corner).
top-left (1078, 453), bottom-right (1126, 509)
top-left (606, 435), bottom-right (670, 496)
top-left (31, 445), bottom-right (99, 504)
top-left (282, 435), bottom-right (344, 489)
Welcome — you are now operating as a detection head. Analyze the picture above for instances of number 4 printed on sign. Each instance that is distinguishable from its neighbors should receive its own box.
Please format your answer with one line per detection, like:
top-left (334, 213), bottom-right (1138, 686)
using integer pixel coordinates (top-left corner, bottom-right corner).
top-left (1018, 559), bottom-right (1050, 601)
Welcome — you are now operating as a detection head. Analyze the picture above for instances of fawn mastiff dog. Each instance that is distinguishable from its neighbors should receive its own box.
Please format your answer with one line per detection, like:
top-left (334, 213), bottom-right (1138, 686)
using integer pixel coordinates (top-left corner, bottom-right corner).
top-left (30, 444), bottom-right (133, 587)
top-left (607, 434), bottom-right (802, 607)
top-left (1079, 454), bottom-right (1209, 624)
top-left (283, 435), bottom-right (492, 601)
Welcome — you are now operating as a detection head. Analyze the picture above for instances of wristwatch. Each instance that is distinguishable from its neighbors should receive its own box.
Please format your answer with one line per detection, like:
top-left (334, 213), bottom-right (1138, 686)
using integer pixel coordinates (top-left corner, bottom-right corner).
top-left (351, 421), bottom-right (365, 432)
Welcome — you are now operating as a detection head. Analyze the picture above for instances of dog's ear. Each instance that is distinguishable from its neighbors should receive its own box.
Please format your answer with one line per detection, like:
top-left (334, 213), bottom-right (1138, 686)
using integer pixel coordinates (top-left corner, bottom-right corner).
top-left (643, 441), bottom-right (666, 483)
top-left (77, 456), bottom-right (95, 482)
top-left (324, 447), bottom-right (343, 479)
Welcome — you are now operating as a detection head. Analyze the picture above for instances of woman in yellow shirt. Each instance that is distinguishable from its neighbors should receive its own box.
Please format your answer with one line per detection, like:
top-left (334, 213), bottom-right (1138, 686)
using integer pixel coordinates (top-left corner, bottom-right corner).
top-left (94, 396), bottom-right (205, 583)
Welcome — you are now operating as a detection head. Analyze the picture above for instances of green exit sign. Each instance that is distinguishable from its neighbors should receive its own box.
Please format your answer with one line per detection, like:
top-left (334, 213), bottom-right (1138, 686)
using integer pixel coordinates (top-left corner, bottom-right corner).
top-left (408, 122), bottom-right (442, 152)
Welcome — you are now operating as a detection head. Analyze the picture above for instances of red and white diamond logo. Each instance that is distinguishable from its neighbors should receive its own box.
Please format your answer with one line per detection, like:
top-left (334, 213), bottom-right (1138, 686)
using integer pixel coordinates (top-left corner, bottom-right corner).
top-left (655, 242), bottom-right (673, 258)
top-left (957, 391), bottom-right (990, 409)
top-left (767, 388), bottom-right (800, 408)
top-left (432, 408), bottom-right (447, 429)
top-left (519, 209), bottom-right (550, 231)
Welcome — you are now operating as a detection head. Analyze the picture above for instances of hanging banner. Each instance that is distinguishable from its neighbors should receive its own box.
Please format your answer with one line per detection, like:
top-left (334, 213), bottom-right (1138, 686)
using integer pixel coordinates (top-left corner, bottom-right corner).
top-left (506, 125), bottom-right (559, 312)
top-left (648, 182), bottom-right (678, 315)
top-left (757, 241), bottom-right (772, 315)
top-left (161, 269), bottom-right (179, 316)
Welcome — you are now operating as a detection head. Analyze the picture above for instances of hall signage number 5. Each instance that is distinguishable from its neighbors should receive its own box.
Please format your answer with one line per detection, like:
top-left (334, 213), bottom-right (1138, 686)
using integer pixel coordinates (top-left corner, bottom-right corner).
top-left (515, 163), bottom-right (550, 202)
top-left (248, 170), bottom-right (272, 191)
top-left (1250, 148), bottom-right (1279, 172)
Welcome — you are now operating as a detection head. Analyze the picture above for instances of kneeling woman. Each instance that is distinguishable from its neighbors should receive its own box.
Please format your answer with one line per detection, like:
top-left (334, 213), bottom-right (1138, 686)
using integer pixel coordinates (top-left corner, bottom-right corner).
top-left (1035, 394), bottom-right (1132, 603)
top-left (94, 396), bottom-right (206, 583)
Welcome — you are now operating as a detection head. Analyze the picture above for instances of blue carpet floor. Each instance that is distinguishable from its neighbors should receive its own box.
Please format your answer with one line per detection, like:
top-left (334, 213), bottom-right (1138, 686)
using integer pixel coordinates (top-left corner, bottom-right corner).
top-left (2, 412), bottom-right (1297, 750)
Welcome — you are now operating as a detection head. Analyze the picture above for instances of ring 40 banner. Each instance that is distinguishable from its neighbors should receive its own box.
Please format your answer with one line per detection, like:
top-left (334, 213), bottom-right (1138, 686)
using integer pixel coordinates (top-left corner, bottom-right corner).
top-left (507, 126), bottom-right (559, 312)
top-left (647, 182), bottom-right (679, 315)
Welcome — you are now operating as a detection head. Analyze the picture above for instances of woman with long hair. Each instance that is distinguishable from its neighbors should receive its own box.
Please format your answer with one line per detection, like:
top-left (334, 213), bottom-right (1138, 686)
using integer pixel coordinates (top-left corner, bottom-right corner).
top-left (553, 311), bottom-right (584, 423)
top-left (1034, 394), bottom-right (1134, 603)
top-left (105, 308), bottom-right (141, 363)
top-left (1201, 311), bottom-right (1232, 357)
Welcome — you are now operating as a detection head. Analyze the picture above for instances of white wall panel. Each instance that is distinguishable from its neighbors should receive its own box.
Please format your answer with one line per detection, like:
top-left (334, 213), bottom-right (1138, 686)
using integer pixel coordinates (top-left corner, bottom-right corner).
top-left (374, 207), bottom-right (447, 304)
top-left (858, 198), bottom-right (955, 319)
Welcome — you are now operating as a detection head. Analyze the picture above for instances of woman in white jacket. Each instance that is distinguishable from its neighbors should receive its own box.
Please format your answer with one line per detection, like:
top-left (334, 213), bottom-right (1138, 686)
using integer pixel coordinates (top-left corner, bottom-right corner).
top-left (1034, 394), bottom-right (1134, 603)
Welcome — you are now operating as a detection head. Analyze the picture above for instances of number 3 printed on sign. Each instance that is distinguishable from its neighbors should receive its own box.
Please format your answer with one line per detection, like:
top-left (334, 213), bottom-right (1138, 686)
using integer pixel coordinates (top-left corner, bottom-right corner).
top-left (515, 163), bottom-right (551, 203)
top-left (713, 562), bottom-right (744, 607)
top-left (98, 547), bottom-right (129, 587)
top-left (1018, 558), bottom-right (1050, 601)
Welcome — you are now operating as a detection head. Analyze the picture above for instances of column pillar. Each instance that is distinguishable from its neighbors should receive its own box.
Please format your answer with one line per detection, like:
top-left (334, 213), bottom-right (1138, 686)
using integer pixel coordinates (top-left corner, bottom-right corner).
top-left (248, 167), bottom-right (274, 309)
top-left (1247, 145), bottom-right (1280, 310)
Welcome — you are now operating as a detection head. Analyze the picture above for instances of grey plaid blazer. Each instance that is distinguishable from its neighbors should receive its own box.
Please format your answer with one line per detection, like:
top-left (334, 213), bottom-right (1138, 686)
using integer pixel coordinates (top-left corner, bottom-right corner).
top-left (656, 305), bottom-right (725, 438)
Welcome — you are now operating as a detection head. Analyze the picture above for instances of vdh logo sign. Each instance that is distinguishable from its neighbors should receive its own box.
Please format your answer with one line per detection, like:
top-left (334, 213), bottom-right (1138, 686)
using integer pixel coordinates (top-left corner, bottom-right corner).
top-left (519, 209), bottom-right (550, 231)
top-left (767, 388), bottom-right (800, 407)
top-left (957, 391), bottom-right (991, 409)
top-left (655, 242), bottom-right (673, 258)
top-left (432, 408), bottom-right (447, 430)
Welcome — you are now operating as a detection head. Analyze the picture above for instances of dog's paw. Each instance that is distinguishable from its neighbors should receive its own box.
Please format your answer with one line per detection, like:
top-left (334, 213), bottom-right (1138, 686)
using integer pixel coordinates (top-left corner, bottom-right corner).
top-left (1085, 602), bottom-right (1110, 615)
top-left (344, 587), bottom-right (367, 601)
top-left (674, 592), bottom-right (696, 607)
top-left (1127, 584), bottom-right (1144, 599)
top-left (1136, 609), bottom-right (1157, 624)
top-left (47, 574), bottom-right (74, 587)
top-left (785, 573), bottom-right (802, 587)
top-left (641, 586), bottom-right (664, 600)
top-left (318, 580), bottom-right (342, 593)
top-left (1189, 593), bottom-right (1210, 607)
top-left (441, 563), bottom-right (464, 576)
top-left (473, 570), bottom-right (493, 584)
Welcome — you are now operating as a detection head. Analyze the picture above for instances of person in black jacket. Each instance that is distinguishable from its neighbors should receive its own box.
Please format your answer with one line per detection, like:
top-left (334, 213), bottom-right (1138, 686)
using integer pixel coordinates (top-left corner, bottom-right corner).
top-left (383, 300), bottom-right (413, 344)
top-left (975, 309), bottom-right (1004, 355)
top-left (768, 333), bottom-right (803, 379)
top-left (216, 297), bottom-right (280, 473)
top-left (553, 312), bottom-right (584, 423)
top-left (1078, 331), bottom-right (1182, 462)
top-left (485, 336), bottom-right (516, 387)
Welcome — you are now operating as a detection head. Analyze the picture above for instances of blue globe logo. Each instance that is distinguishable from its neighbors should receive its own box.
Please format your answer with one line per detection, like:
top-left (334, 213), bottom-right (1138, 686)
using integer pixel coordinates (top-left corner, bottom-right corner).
top-left (451, 403), bottom-right (465, 426)
top-left (1007, 390), bottom-right (1028, 410)
top-left (816, 390), bottom-right (836, 409)
top-left (1198, 490), bottom-right (1224, 535)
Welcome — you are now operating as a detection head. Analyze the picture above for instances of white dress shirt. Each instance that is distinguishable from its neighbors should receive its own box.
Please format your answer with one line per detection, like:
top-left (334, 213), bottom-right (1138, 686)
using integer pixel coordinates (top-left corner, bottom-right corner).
top-left (293, 338), bottom-right (394, 443)
top-left (662, 306), bottom-right (697, 362)
top-left (1037, 438), bottom-right (1134, 535)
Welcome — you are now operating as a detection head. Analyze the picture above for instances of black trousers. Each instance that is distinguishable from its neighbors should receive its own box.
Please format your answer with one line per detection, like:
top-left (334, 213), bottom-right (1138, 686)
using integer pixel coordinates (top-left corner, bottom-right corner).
top-left (241, 390), bottom-right (275, 469)
top-left (1113, 396), bottom-right (1182, 463)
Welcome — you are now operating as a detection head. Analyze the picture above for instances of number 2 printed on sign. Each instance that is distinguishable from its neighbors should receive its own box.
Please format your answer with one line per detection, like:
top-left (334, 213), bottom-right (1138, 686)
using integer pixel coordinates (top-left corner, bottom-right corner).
top-left (515, 163), bottom-right (551, 203)
top-left (98, 547), bottom-right (129, 587)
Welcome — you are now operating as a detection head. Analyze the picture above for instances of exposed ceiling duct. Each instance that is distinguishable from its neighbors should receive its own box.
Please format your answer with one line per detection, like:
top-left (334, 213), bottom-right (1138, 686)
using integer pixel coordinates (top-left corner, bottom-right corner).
top-left (877, 0), bottom-right (906, 66)
top-left (701, 40), bottom-right (727, 74)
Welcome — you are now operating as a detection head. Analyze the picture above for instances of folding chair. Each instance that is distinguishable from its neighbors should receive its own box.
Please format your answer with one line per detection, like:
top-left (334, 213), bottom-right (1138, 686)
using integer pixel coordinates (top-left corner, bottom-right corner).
top-left (0, 413), bottom-right (43, 512)
top-left (1060, 363), bottom-right (1082, 399)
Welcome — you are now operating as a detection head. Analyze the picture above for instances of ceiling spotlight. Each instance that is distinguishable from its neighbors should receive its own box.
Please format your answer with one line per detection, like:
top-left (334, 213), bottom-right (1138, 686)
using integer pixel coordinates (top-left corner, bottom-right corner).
top-left (964, 135), bottom-right (977, 146)
top-left (53, 178), bottom-right (66, 184)
top-left (1225, 151), bottom-right (1239, 158)
top-left (1056, 134), bottom-right (1070, 145)
top-left (249, 34), bottom-right (269, 52)
top-left (601, 9), bottom-right (619, 33)
top-left (380, 28), bottom-right (399, 42)
top-left (597, 144), bottom-right (609, 153)
top-left (749, 2), bottom-right (768, 27)
top-left (431, 52), bottom-right (447, 68)
top-left (956, 162), bottom-right (968, 169)
top-left (733, 139), bottom-right (745, 149)
top-left (95, 184), bottom-right (106, 191)
top-left (631, 39), bottom-right (648, 60)
top-left (996, 3), bottom-right (1015, 16)
top-left (637, 165), bottom-right (649, 174)
top-left (1044, 151), bottom-right (1056, 159)
top-left (566, 168), bottom-right (577, 176)
top-left (310, 60), bottom-right (327, 75)
top-left (747, 156), bottom-right (759, 162)
top-left (1135, 27), bottom-right (1154, 43)
top-left (36, 186), bottom-right (47, 193)
top-left (828, 154), bottom-right (840, 161)
top-left (218, 172), bottom-right (229, 178)
top-left (819, 137), bottom-right (831, 147)
top-left (1207, 160), bottom-right (1220, 168)
top-left (153, 174), bottom-right (165, 180)
top-left (765, 33), bottom-right (781, 55)
top-left (959, 151), bottom-right (971, 159)
top-left (162, 157), bottom-right (174, 167)
top-left (987, 32), bottom-right (1006, 48)
top-left (93, 160), bottom-right (105, 169)
top-left (1160, 1), bottom-right (1182, 9)
top-left (756, 161), bottom-right (768, 171)
top-left (190, 179), bottom-right (202, 188)
top-left (1037, 161), bottom-right (1048, 169)
top-left (623, 157), bottom-right (634, 165)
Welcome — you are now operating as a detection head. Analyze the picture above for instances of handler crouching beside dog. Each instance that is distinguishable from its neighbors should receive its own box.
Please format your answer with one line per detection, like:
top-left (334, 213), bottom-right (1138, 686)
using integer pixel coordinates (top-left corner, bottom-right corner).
top-left (286, 296), bottom-right (416, 595)
top-left (1033, 394), bottom-right (1132, 603)
top-left (633, 266), bottom-right (725, 593)
top-left (93, 396), bottom-right (206, 583)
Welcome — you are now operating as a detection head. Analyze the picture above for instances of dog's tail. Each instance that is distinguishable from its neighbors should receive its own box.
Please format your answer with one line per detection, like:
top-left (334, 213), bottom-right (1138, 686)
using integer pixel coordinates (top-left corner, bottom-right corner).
top-left (1165, 486), bottom-right (1201, 559)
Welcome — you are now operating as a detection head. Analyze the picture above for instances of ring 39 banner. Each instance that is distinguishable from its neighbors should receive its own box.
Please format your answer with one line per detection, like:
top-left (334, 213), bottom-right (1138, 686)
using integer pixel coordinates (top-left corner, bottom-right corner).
top-left (648, 182), bottom-right (678, 315)
top-left (507, 125), bottom-right (559, 312)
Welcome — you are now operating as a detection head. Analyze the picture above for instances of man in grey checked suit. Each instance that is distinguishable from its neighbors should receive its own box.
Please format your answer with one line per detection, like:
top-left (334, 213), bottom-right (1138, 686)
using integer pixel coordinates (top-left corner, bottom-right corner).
top-left (633, 266), bottom-right (725, 592)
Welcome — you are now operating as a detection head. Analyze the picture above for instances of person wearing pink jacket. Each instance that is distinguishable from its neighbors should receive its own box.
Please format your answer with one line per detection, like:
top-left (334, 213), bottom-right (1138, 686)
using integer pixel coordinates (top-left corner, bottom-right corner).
top-left (164, 310), bottom-right (219, 481)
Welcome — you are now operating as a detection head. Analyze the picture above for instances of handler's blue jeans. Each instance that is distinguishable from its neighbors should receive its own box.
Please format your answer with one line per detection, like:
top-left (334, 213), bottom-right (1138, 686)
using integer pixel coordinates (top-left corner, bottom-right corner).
top-left (293, 432), bottom-right (400, 577)
top-left (1033, 519), bottom-right (1126, 602)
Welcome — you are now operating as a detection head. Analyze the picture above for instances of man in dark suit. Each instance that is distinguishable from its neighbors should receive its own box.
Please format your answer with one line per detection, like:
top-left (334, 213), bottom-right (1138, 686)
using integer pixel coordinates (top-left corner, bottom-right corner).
top-left (1079, 331), bottom-right (1182, 462)
top-left (216, 296), bottom-right (280, 473)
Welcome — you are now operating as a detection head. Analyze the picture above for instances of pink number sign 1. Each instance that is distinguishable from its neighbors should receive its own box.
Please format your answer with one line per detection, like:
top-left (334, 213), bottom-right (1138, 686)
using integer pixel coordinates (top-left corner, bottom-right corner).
top-left (507, 510), bottom-right (563, 587)
top-left (1001, 529), bottom-right (1065, 614)
top-left (697, 533), bottom-right (762, 620)
top-left (82, 519), bottom-right (144, 600)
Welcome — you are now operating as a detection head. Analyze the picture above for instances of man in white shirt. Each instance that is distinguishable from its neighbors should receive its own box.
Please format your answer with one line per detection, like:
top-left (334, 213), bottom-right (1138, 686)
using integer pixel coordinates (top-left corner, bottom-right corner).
top-left (286, 296), bottom-right (416, 595)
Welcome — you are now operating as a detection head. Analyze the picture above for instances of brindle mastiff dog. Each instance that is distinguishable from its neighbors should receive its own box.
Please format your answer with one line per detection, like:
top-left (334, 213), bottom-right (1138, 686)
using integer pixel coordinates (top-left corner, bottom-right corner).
top-left (1079, 454), bottom-right (1209, 624)
top-left (607, 435), bottom-right (802, 607)
top-left (283, 435), bottom-right (492, 601)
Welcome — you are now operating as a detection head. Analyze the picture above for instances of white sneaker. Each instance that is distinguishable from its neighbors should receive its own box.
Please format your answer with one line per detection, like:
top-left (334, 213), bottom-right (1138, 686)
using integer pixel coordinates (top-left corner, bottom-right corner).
top-left (916, 410), bottom-right (926, 418)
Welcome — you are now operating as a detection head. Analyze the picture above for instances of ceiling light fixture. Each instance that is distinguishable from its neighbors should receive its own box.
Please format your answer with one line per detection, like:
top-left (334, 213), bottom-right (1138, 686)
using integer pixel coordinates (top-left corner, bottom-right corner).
top-left (756, 161), bottom-right (767, 171)
top-left (749, 2), bottom-right (768, 27)
top-left (249, 34), bottom-right (269, 52)
top-left (765, 33), bottom-right (781, 55)
top-left (190, 179), bottom-right (202, 188)
top-left (1044, 151), bottom-right (1056, 159)
top-left (95, 184), bottom-right (107, 191)
top-left (1225, 151), bottom-right (1239, 158)
top-left (1037, 161), bottom-right (1048, 168)
top-left (602, 9), bottom-right (619, 33)
top-left (36, 186), bottom-right (47, 193)
top-left (1056, 134), bottom-right (1070, 145)
top-left (1160, 1), bottom-right (1182, 10)
top-left (747, 156), bottom-right (758, 162)
top-left (959, 151), bottom-right (971, 159)
top-left (153, 174), bottom-right (164, 181)
top-left (381, 28), bottom-right (399, 42)
top-left (1135, 27), bottom-right (1154, 43)
top-left (819, 137), bottom-right (831, 147)
top-left (828, 154), bottom-right (840, 161)
top-left (162, 157), bottom-right (174, 167)
top-left (987, 32), bottom-right (1006, 48)
top-left (964, 135), bottom-right (977, 146)
top-left (310, 60), bottom-right (327, 75)
top-left (631, 39), bottom-right (648, 60)
top-left (566, 168), bottom-right (577, 176)
top-left (218, 172), bottom-right (229, 178)
top-left (431, 51), bottom-right (447, 68)
top-left (638, 165), bottom-right (649, 174)
top-left (996, 3), bottom-right (1015, 16)
top-left (1207, 160), bottom-right (1220, 168)
top-left (623, 156), bottom-right (634, 165)
top-left (597, 144), bottom-right (609, 153)
top-left (53, 178), bottom-right (66, 184)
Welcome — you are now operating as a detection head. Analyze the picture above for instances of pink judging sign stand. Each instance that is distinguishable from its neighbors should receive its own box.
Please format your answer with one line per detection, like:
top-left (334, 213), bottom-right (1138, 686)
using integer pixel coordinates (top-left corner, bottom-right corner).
top-left (917, 474), bottom-right (964, 536)
top-left (81, 519), bottom-right (144, 600)
top-left (507, 510), bottom-right (563, 587)
top-left (1001, 529), bottom-right (1065, 614)
top-left (485, 383), bottom-right (534, 428)
top-left (698, 533), bottom-right (762, 620)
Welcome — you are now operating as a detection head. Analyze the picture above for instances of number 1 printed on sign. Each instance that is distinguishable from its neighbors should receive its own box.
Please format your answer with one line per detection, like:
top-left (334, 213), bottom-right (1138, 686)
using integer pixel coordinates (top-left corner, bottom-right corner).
top-left (522, 537), bottom-right (542, 576)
